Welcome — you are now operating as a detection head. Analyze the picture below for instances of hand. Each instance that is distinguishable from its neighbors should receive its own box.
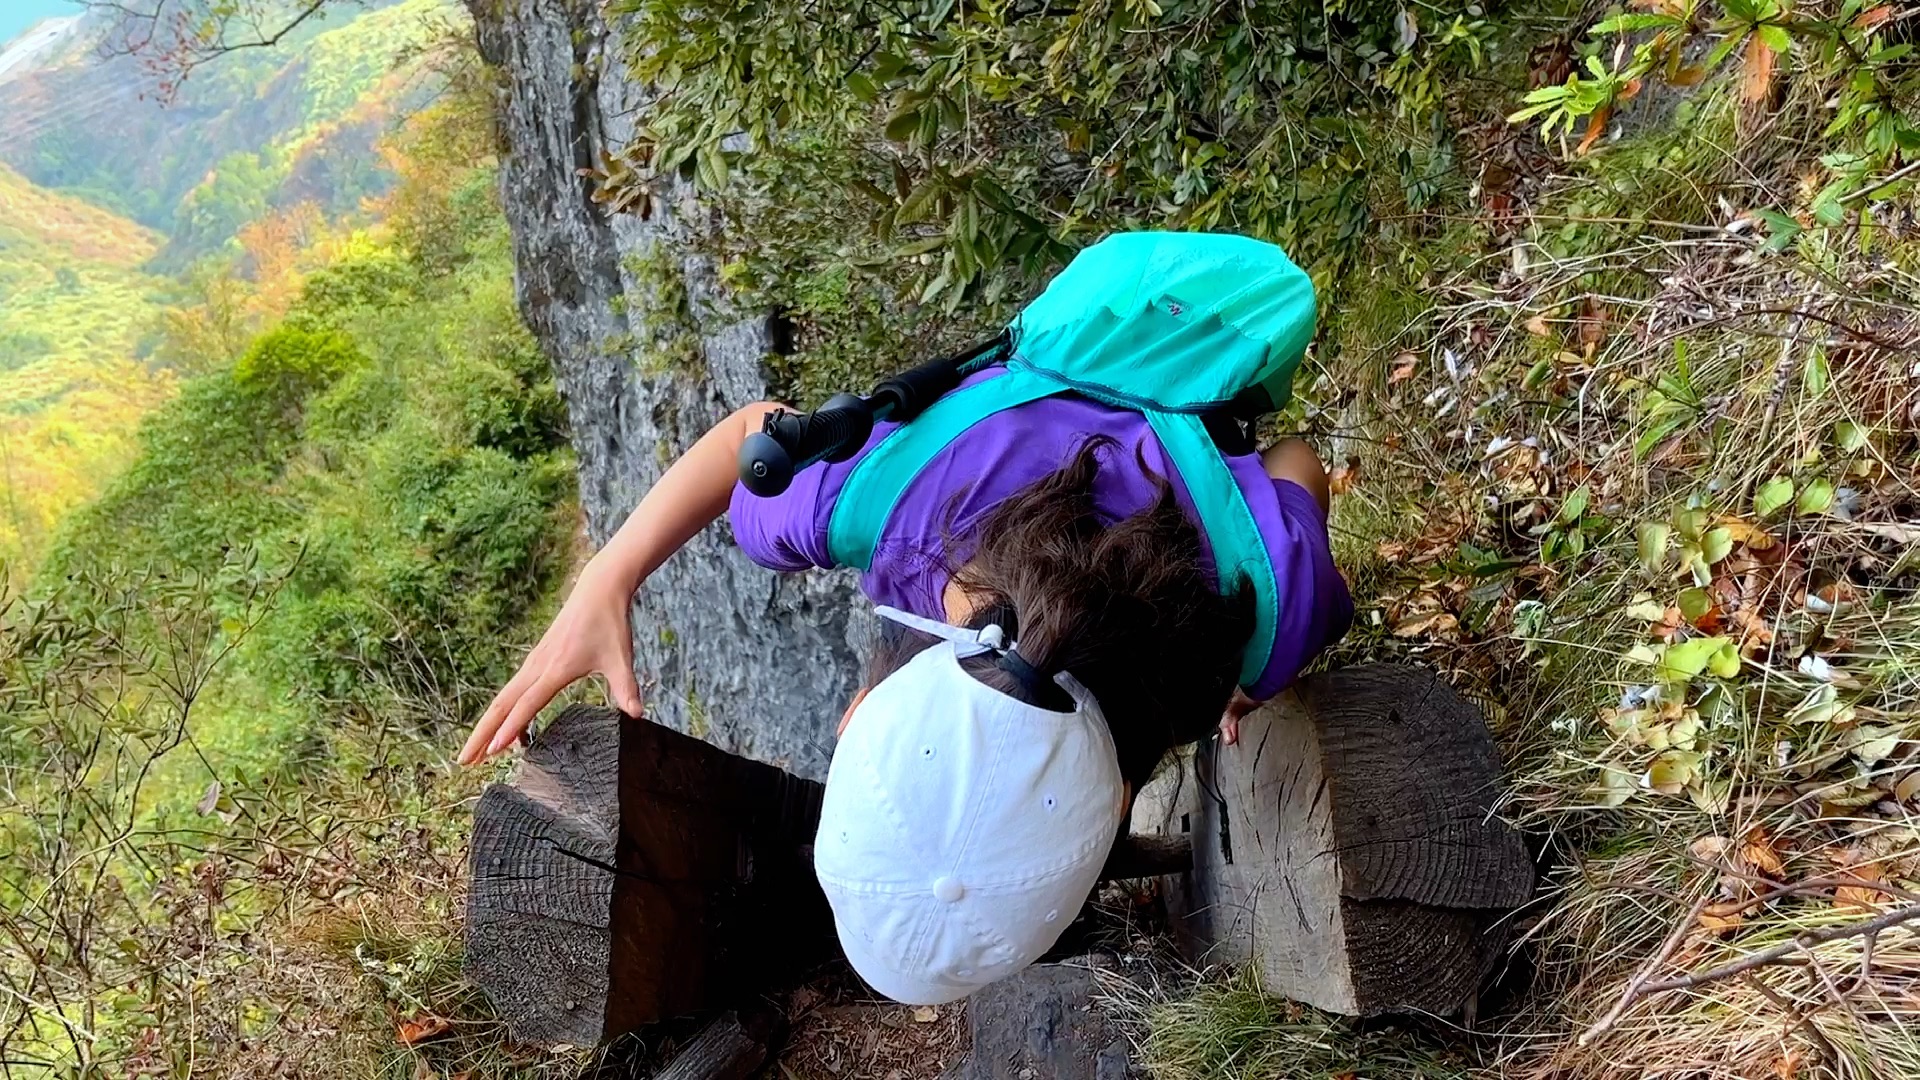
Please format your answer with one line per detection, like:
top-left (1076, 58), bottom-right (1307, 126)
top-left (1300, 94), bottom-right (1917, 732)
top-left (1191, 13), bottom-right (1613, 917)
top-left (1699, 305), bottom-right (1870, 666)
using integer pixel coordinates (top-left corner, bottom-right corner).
top-left (457, 561), bottom-right (646, 765)
top-left (1218, 688), bottom-right (1263, 747)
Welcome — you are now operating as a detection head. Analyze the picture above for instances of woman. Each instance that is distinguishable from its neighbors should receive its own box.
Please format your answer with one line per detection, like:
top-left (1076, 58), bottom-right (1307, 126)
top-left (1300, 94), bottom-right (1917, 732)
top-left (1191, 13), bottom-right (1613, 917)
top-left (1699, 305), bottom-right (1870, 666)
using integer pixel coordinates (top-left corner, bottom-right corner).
top-left (460, 233), bottom-right (1351, 1004)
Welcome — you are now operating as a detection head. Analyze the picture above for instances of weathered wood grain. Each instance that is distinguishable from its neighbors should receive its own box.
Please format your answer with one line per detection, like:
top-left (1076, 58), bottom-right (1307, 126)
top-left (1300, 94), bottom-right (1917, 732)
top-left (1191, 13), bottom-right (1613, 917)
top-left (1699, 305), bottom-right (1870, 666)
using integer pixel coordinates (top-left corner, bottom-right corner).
top-left (467, 705), bottom-right (836, 1045)
top-left (1186, 664), bottom-right (1532, 1015)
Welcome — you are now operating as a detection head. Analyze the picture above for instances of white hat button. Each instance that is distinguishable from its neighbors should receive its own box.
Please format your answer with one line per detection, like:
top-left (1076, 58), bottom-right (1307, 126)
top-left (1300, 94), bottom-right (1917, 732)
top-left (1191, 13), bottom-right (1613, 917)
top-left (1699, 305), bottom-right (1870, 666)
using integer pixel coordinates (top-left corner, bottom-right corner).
top-left (932, 876), bottom-right (965, 903)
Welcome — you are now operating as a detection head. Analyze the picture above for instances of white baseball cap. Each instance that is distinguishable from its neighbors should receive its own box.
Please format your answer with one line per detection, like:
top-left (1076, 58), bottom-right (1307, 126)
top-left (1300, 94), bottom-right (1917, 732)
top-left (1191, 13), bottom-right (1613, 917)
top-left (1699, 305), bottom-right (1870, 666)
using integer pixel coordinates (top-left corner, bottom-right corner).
top-left (814, 607), bottom-right (1126, 1005)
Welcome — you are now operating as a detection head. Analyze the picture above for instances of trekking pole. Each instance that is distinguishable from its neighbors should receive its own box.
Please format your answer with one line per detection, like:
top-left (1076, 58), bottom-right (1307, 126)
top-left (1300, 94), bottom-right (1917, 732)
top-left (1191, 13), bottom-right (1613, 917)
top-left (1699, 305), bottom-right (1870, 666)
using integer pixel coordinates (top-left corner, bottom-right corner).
top-left (737, 332), bottom-right (1008, 497)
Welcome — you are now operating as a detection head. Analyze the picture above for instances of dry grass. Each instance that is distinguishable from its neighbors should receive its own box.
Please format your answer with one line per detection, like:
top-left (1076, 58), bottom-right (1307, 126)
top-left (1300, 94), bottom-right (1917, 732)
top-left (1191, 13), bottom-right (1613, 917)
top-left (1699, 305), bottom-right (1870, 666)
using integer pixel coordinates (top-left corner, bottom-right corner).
top-left (1105, 967), bottom-right (1476, 1080)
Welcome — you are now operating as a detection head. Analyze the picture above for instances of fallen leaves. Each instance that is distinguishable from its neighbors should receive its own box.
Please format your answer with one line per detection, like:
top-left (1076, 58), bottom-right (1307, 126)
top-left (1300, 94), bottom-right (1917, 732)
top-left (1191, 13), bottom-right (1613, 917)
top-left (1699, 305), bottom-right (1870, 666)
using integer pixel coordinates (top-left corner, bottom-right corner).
top-left (1806, 579), bottom-right (1860, 614)
top-left (1732, 607), bottom-right (1775, 658)
top-left (1604, 699), bottom-right (1700, 752)
top-left (1697, 901), bottom-right (1745, 936)
top-left (396, 1015), bottom-right (452, 1046)
top-left (1637, 522), bottom-right (1671, 573)
top-left (1787, 684), bottom-right (1856, 727)
top-left (1647, 749), bottom-right (1704, 794)
top-left (1576, 296), bottom-right (1607, 351)
top-left (1895, 771), bottom-right (1920, 804)
top-left (1845, 724), bottom-right (1900, 766)
top-left (1740, 827), bottom-right (1787, 878)
top-left (1835, 865), bottom-right (1889, 913)
top-left (1691, 835), bottom-right (1730, 861)
top-left (1328, 456), bottom-right (1362, 496)
top-left (1598, 765), bottom-right (1637, 806)
top-left (1391, 609), bottom-right (1460, 639)
top-left (1713, 518), bottom-right (1778, 552)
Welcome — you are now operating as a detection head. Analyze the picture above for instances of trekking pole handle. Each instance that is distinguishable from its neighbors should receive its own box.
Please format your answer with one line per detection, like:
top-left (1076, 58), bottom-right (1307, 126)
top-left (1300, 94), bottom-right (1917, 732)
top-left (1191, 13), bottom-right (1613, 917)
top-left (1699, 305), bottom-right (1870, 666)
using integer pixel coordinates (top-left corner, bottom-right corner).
top-left (736, 332), bottom-right (1008, 498)
top-left (738, 393), bottom-right (873, 497)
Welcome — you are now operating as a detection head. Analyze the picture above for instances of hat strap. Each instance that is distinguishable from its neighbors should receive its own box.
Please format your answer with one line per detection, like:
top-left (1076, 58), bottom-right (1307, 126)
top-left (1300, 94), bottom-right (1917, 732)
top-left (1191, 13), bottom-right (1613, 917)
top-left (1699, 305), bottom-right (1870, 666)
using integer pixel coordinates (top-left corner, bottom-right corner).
top-left (995, 646), bottom-right (1057, 699)
top-left (877, 605), bottom-right (1104, 720)
top-left (874, 605), bottom-right (1006, 651)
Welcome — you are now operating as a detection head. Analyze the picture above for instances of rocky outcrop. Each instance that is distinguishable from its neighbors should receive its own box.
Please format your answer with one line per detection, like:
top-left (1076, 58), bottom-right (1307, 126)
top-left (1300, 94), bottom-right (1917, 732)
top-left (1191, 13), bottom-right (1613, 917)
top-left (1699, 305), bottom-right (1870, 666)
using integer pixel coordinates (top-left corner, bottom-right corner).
top-left (465, 0), bottom-right (859, 779)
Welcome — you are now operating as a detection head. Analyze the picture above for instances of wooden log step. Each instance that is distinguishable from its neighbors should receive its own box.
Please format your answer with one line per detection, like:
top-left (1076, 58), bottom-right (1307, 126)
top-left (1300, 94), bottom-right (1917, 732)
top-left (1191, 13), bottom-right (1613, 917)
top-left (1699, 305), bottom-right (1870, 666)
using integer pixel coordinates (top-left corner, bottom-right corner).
top-left (1180, 663), bottom-right (1534, 1016)
top-left (466, 705), bottom-right (837, 1045)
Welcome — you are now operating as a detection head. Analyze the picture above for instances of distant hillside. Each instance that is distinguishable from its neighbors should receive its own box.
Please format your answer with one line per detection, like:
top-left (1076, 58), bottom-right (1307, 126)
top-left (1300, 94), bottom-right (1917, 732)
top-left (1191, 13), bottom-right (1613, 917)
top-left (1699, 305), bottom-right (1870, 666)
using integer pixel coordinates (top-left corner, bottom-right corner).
top-left (0, 160), bottom-right (170, 569)
top-left (0, 0), bottom-right (452, 268)
top-left (0, 0), bottom-right (459, 575)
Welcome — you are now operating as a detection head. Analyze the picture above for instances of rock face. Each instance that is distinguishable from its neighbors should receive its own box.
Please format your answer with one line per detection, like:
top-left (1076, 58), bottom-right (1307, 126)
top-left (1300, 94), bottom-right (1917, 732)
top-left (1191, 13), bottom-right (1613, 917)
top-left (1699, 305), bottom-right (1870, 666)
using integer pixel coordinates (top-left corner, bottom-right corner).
top-left (465, 0), bottom-right (860, 780)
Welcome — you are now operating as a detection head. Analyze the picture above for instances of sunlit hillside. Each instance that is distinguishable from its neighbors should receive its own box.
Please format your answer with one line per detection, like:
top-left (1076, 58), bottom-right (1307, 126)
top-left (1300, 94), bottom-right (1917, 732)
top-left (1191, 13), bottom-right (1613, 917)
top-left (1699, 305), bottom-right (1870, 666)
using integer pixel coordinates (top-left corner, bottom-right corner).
top-left (0, 161), bottom-right (171, 571)
top-left (0, 0), bottom-right (452, 265)
top-left (0, 0), bottom-right (457, 576)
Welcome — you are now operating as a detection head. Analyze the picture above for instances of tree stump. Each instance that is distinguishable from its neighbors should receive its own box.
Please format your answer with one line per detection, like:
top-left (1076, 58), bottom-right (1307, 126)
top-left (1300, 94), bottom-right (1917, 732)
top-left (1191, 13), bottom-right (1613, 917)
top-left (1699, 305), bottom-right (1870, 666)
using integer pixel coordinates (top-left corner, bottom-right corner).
top-left (1178, 664), bottom-right (1534, 1016)
top-left (466, 705), bottom-right (836, 1046)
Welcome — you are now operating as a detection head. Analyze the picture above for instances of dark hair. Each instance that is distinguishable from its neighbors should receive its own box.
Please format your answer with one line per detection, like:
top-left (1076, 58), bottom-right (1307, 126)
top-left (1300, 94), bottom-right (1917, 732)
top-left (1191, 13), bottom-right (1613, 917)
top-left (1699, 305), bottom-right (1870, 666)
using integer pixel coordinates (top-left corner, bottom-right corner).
top-left (861, 439), bottom-right (1252, 789)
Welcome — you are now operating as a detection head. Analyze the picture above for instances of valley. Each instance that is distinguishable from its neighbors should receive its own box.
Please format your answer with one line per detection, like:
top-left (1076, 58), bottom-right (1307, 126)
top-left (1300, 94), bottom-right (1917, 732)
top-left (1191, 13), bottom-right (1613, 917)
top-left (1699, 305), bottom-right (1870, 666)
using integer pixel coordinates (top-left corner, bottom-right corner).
top-left (0, 0), bottom-right (450, 573)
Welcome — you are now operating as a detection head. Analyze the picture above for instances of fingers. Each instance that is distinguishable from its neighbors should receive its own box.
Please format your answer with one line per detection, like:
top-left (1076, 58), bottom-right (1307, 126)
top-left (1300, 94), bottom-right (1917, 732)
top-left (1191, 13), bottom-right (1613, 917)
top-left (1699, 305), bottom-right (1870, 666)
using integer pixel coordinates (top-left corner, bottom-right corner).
top-left (457, 613), bottom-right (641, 765)
top-left (484, 671), bottom-right (570, 759)
top-left (604, 661), bottom-right (645, 718)
top-left (459, 670), bottom-right (532, 765)
top-left (1219, 713), bottom-right (1239, 746)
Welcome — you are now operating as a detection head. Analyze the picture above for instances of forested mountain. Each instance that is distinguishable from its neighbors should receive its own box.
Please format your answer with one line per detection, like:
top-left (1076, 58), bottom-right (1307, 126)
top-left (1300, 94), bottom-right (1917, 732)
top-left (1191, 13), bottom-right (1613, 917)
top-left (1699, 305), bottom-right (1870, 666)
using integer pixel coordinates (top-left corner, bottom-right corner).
top-left (0, 162), bottom-right (170, 564)
top-left (0, 0), bottom-right (445, 263)
top-left (2, 4), bottom-right (579, 1074)
top-left (0, 0), bottom-right (454, 573)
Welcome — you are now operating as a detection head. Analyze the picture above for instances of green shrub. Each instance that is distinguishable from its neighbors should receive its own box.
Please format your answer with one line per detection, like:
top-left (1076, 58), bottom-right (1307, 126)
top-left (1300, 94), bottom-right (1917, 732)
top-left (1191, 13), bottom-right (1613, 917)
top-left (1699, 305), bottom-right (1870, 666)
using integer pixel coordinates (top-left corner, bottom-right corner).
top-left (232, 324), bottom-right (367, 410)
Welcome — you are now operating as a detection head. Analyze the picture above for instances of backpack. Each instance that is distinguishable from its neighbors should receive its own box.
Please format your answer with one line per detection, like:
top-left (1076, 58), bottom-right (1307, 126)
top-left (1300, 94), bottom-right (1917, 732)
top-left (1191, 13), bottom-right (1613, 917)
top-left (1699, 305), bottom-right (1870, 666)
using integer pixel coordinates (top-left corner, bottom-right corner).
top-left (827, 231), bottom-right (1318, 688)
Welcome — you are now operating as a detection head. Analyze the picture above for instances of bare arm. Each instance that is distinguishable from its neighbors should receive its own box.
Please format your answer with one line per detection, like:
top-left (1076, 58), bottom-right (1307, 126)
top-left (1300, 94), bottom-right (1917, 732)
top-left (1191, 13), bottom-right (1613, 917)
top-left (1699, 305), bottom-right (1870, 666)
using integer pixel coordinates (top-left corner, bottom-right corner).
top-left (1260, 437), bottom-right (1331, 512)
top-left (588, 401), bottom-right (786, 595)
top-left (458, 401), bottom-right (786, 764)
top-left (1220, 437), bottom-right (1332, 746)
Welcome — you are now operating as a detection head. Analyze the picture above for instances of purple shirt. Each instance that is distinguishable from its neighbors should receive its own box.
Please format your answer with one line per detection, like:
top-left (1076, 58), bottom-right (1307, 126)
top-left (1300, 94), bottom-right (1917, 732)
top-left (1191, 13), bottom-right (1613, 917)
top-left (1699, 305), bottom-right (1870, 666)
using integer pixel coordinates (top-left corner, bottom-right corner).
top-left (728, 371), bottom-right (1352, 699)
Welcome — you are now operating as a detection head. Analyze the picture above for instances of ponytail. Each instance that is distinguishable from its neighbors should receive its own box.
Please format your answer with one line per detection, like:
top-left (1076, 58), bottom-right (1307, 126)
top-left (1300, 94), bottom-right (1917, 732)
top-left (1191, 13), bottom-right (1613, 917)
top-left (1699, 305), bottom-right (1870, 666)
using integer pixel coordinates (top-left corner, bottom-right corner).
top-left (864, 439), bottom-right (1251, 788)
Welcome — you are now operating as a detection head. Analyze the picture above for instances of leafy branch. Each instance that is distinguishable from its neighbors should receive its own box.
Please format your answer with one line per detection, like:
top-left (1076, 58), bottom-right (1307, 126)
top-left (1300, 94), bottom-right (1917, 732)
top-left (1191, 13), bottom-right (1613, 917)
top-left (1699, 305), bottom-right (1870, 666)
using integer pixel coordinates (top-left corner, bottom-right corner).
top-left (86, 0), bottom-right (345, 97)
top-left (1509, 0), bottom-right (1917, 219)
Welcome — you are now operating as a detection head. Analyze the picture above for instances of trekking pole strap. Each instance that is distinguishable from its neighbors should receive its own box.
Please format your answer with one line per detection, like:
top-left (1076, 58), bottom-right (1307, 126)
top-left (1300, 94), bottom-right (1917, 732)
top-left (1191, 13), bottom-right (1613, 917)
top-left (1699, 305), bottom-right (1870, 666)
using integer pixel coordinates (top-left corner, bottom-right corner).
top-left (736, 332), bottom-right (1010, 498)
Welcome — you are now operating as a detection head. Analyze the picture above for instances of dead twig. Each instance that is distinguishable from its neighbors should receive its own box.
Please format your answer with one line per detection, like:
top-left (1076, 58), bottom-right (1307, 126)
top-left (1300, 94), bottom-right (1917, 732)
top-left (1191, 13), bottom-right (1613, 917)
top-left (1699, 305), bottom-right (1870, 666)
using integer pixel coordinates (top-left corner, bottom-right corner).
top-left (1745, 972), bottom-right (1838, 1067)
top-left (1751, 310), bottom-right (1810, 469)
top-left (1679, 853), bottom-right (1920, 910)
top-left (1639, 903), bottom-right (1920, 996)
top-left (1577, 890), bottom-right (1714, 1045)
top-left (1802, 946), bottom-right (1875, 1068)
top-left (1838, 158), bottom-right (1920, 207)
top-left (1581, 900), bottom-right (1920, 1045)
